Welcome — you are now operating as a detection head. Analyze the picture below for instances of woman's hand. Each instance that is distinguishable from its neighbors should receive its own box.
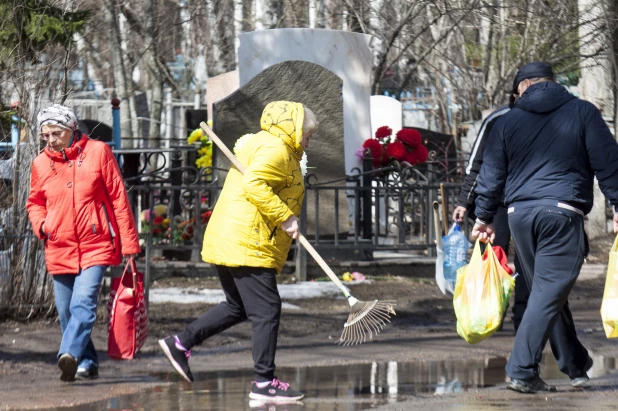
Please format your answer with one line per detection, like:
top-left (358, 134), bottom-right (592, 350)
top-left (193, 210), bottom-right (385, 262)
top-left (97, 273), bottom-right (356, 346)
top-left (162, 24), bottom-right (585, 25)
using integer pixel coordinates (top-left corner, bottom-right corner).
top-left (281, 215), bottom-right (299, 239)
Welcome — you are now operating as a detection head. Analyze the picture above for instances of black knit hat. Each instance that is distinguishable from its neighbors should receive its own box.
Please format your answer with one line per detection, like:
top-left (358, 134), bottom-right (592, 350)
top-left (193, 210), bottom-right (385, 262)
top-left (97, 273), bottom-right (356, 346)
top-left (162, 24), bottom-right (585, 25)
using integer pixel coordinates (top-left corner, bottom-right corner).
top-left (512, 62), bottom-right (554, 94)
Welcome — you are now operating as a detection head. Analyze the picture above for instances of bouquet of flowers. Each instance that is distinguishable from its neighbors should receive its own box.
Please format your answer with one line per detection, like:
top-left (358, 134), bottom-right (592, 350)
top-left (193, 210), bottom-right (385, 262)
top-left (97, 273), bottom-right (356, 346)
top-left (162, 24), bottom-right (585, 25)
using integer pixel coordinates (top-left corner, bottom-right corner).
top-left (187, 124), bottom-right (213, 169)
top-left (140, 205), bottom-right (170, 244)
top-left (141, 204), bottom-right (213, 245)
top-left (358, 126), bottom-right (429, 168)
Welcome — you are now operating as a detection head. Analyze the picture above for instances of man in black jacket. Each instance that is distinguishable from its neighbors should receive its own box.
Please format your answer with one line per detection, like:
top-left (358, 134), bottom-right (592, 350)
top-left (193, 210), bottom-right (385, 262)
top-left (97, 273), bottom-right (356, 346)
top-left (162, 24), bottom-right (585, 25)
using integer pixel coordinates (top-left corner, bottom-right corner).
top-left (473, 62), bottom-right (618, 393)
top-left (453, 105), bottom-right (528, 333)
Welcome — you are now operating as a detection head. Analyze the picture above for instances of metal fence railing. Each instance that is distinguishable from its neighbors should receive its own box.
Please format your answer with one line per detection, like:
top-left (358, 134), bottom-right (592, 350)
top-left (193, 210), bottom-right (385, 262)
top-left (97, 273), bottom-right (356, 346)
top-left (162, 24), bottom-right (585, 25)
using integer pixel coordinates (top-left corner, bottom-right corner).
top-left (126, 161), bottom-right (468, 296)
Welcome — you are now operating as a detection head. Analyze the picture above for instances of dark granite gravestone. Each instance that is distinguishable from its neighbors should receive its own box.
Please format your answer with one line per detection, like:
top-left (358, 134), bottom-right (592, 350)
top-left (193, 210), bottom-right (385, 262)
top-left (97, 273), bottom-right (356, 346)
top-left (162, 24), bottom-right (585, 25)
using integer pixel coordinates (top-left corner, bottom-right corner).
top-left (133, 92), bottom-right (150, 141)
top-left (212, 60), bottom-right (347, 236)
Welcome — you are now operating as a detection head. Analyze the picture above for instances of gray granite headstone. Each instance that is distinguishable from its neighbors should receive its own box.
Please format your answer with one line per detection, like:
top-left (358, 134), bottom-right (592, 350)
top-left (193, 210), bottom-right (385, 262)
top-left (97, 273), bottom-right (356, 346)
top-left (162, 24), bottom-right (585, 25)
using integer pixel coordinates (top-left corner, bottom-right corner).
top-left (213, 60), bottom-right (347, 236)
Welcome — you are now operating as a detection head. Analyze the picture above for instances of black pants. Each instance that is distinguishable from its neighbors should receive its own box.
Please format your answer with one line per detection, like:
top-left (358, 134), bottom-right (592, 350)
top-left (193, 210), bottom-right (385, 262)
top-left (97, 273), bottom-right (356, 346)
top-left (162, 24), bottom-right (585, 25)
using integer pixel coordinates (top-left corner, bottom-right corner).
top-left (483, 205), bottom-right (528, 331)
top-left (505, 203), bottom-right (589, 380)
top-left (177, 265), bottom-right (282, 382)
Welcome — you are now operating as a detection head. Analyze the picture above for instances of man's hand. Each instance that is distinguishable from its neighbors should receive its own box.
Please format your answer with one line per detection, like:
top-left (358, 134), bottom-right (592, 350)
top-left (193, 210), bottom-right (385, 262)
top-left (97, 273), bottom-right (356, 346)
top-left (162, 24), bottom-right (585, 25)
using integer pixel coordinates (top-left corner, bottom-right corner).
top-left (281, 215), bottom-right (300, 239)
top-left (471, 221), bottom-right (495, 243)
top-left (614, 213), bottom-right (618, 233)
top-left (452, 206), bottom-right (467, 223)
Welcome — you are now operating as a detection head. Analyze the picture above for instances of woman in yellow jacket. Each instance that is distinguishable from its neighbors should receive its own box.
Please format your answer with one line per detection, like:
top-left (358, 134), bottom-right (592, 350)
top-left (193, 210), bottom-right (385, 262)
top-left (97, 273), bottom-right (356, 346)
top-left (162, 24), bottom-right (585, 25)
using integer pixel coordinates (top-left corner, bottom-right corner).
top-left (159, 101), bottom-right (318, 402)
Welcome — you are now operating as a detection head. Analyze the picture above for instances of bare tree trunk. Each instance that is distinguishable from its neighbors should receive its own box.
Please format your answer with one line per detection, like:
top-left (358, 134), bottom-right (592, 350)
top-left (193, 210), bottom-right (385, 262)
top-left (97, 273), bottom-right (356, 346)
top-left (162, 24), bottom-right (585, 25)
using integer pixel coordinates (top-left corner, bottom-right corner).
top-left (482, 0), bottom-right (497, 92)
top-left (324, 0), bottom-right (342, 29)
top-left (283, 0), bottom-right (309, 26)
top-left (214, 0), bottom-right (236, 71)
top-left (105, 0), bottom-right (132, 145)
top-left (607, 0), bottom-right (618, 135)
top-left (242, 0), bottom-right (255, 31)
top-left (142, 0), bottom-right (164, 143)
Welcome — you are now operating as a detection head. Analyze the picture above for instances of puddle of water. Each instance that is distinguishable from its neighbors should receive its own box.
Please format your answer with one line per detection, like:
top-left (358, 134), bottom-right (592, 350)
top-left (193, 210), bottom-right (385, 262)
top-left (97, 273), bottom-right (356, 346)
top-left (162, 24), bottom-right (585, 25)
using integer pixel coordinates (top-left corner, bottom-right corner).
top-left (41, 352), bottom-right (618, 411)
top-left (43, 357), bottom-right (507, 411)
top-left (540, 351), bottom-right (618, 380)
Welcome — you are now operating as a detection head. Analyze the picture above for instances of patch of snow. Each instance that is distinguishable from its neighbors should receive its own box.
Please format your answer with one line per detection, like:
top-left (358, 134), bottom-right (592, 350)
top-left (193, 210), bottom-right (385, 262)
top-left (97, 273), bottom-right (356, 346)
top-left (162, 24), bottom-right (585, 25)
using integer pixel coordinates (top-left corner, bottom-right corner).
top-left (149, 281), bottom-right (366, 305)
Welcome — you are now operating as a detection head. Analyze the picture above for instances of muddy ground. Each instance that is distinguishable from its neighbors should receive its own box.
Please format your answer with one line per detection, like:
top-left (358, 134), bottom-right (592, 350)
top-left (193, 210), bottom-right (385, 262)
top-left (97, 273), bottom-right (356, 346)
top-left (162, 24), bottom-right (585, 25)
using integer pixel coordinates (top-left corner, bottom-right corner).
top-left (1, 233), bottom-right (617, 410)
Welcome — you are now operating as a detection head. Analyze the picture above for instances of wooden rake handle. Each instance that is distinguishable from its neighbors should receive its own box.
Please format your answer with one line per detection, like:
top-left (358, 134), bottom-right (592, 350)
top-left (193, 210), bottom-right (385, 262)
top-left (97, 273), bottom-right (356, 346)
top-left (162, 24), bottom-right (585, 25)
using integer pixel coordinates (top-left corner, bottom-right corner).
top-left (199, 123), bottom-right (350, 296)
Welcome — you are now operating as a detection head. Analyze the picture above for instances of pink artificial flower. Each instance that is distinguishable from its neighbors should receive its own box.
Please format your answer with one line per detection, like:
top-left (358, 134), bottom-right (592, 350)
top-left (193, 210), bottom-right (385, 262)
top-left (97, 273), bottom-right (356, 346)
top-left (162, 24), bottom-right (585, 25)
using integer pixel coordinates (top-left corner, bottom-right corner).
top-left (351, 272), bottom-right (366, 281)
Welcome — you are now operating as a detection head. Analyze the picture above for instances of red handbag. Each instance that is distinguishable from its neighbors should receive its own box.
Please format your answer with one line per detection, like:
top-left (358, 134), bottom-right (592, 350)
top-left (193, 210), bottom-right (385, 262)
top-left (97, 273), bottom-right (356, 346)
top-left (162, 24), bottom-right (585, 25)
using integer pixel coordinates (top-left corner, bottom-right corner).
top-left (107, 258), bottom-right (148, 360)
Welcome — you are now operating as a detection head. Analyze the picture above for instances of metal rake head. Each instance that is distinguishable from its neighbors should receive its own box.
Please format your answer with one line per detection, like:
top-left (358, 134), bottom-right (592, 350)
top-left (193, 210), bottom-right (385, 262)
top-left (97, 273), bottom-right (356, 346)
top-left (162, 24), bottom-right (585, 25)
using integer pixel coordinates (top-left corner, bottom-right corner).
top-left (338, 300), bottom-right (397, 346)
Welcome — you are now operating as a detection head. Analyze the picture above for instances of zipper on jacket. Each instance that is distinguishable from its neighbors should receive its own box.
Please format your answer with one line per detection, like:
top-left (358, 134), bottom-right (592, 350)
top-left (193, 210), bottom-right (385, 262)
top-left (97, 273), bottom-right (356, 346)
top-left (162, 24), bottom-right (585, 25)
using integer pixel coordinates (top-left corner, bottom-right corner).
top-left (101, 202), bottom-right (116, 249)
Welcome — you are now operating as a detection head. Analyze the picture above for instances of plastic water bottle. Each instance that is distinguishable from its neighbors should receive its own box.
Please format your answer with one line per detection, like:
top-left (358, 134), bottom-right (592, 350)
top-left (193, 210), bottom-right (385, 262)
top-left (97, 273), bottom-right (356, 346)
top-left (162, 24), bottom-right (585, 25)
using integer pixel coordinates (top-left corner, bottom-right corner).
top-left (443, 223), bottom-right (469, 284)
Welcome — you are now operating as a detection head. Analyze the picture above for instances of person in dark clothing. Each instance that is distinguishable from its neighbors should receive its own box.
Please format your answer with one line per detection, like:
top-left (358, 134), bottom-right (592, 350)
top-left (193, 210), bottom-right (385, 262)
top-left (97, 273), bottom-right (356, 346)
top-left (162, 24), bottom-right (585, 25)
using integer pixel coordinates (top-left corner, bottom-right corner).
top-left (453, 105), bottom-right (528, 333)
top-left (472, 62), bottom-right (618, 394)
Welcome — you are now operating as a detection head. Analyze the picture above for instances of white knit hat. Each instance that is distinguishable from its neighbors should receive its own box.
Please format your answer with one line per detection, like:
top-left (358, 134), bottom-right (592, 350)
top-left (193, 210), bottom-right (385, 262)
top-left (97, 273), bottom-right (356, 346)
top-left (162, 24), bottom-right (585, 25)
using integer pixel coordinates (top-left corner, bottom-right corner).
top-left (37, 104), bottom-right (79, 131)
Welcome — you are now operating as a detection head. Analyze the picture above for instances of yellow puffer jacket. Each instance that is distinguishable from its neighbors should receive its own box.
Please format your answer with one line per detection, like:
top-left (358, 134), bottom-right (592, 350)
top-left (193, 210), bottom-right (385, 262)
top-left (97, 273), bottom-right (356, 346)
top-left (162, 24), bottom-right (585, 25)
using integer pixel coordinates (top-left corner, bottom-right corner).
top-left (202, 101), bottom-right (306, 273)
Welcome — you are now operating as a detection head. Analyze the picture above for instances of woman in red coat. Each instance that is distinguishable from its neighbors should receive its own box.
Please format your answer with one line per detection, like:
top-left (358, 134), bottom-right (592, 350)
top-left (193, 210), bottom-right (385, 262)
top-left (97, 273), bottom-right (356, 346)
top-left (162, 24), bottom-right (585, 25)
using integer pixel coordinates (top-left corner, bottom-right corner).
top-left (26, 104), bottom-right (140, 382)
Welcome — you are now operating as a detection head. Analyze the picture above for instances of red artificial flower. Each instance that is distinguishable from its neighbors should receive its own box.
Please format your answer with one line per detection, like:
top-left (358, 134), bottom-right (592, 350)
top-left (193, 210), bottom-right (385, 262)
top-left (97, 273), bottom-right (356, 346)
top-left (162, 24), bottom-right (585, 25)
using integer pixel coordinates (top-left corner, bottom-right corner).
top-left (403, 151), bottom-right (418, 166)
top-left (363, 139), bottom-right (385, 167)
top-left (375, 126), bottom-right (392, 140)
top-left (153, 216), bottom-right (164, 225)
top-left (415, 145), bottom-right (429, 163)
top-left (201, 210), bottom-right (212, 225)
top-left (152, 228), bottom-right (162, 235)
top-left (396, 129), bottom-right (422, 148)
top-left (385, 141), bottom-right (407, 162)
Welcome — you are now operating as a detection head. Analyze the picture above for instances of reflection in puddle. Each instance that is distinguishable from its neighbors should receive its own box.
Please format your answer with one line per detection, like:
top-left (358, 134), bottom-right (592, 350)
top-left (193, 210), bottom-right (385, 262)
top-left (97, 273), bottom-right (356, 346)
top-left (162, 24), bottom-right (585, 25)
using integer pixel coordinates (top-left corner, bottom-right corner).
top-left (541, 351), bottom-right (618, 381)
top-left (43, 357), bottom-right (508, 410)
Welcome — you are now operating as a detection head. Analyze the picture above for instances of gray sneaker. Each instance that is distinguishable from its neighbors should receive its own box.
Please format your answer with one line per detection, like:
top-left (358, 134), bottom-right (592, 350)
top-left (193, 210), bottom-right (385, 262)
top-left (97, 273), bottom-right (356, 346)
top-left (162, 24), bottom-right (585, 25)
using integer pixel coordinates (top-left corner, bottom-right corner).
top-left (572, 356), bottom-right (593, 387)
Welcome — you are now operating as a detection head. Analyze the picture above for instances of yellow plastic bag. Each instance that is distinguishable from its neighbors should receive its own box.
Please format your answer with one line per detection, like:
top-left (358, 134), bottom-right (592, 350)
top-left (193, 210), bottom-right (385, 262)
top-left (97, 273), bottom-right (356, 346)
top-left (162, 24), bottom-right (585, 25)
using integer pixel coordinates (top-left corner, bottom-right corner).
top-left (453, 240), bottom-right (515, 344)
top-left (600, 235), bottom-right (618, 338)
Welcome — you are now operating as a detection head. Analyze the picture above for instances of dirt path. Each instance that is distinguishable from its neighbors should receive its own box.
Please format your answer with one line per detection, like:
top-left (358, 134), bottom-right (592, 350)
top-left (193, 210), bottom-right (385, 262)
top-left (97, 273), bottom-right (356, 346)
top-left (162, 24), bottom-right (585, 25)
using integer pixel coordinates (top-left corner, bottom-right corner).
top-left (2, 255), bottom-right (617, 410)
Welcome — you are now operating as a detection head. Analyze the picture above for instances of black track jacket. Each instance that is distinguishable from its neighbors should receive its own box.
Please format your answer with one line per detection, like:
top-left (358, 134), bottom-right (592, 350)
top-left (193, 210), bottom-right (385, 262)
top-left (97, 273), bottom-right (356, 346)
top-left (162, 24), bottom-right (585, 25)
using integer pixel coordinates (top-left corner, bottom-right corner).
top-left (458, 105), bottom-right (510, 216)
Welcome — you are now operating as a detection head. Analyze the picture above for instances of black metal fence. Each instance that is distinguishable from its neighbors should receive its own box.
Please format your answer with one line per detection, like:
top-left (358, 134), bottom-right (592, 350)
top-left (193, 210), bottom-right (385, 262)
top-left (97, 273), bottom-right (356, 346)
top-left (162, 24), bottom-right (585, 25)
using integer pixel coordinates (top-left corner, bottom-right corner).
top-left (126, 159), bottom-right (467, 291)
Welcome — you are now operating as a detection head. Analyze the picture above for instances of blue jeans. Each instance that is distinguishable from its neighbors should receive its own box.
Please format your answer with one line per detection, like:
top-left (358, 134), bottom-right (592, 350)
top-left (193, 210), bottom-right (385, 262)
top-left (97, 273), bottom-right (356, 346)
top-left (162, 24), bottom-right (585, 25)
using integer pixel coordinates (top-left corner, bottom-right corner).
top-left (53, 265), bottom-right (108, 370)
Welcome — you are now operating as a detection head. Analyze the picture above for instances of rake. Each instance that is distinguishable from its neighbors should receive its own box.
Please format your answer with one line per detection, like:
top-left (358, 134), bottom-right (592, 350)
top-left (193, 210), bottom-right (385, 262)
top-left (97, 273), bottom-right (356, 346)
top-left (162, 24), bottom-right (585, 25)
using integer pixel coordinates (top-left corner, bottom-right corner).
top-left (200, 122), bottom-right (396, 345)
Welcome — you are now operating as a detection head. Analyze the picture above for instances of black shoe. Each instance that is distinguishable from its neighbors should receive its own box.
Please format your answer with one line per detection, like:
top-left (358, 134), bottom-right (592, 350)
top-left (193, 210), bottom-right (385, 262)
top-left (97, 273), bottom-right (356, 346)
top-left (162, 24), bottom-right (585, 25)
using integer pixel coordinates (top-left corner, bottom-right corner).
top-left (58, 353), bottom-right (77, 382)
top-left (76, 367), bottom-right (99, 380)
top-left (158, 336), bottom-right (194, 382)
top-left (572, 356), bottom-right (593, 387)
top-left (507, 376), bottom-right (557, 393)
top-left (249, 378), bottom-right (304, 402)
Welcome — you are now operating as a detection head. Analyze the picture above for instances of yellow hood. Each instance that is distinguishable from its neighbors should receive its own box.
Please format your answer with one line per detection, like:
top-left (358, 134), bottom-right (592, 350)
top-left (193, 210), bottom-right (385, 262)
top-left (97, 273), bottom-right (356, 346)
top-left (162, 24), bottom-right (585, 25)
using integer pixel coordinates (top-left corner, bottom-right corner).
top-left (260, 101), bottom-right (305, 159)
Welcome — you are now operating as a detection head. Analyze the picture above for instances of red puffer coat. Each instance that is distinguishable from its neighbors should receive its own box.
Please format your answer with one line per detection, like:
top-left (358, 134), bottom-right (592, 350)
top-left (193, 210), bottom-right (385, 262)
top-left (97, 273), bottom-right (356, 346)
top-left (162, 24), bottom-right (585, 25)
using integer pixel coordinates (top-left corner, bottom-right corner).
top-left (27, 136), bottom-right (140, 274)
